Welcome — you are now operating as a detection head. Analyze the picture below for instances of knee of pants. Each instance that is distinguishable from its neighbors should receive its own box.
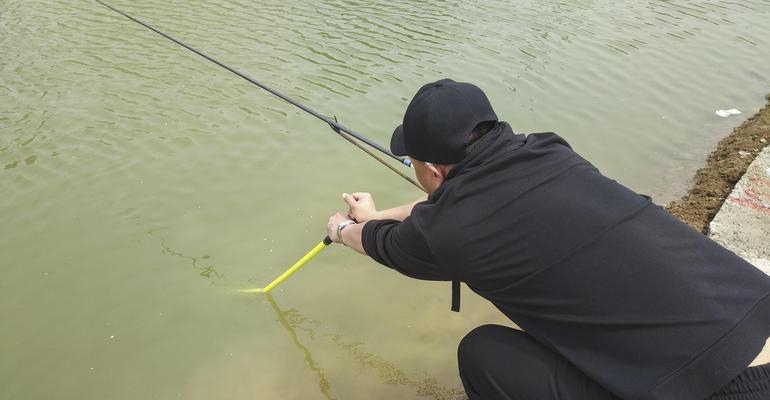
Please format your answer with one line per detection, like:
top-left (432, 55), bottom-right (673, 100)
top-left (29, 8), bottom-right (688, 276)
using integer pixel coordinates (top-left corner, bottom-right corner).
top-left (458, 325), bottom-right (619, 400)
top-left (458, 324), bottom-right (527, 370)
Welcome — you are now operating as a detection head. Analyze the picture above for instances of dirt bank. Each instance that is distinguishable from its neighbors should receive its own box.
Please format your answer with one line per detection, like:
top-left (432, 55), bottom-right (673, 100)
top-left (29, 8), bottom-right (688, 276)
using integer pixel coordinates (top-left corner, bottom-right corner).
top-left (667, 95), bottom-right (770, 233)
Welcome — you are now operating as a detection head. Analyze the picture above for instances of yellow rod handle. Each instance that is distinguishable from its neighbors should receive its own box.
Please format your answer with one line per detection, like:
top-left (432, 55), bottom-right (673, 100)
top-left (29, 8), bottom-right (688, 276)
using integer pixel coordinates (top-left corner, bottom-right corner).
top-left (239, 236), bottom-right (332, 294)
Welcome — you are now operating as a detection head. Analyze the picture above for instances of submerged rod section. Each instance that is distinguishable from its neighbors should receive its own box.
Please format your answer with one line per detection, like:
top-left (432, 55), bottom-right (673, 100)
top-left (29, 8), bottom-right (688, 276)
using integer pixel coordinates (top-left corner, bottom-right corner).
top-left (95, 0), bottom-right (413, 170)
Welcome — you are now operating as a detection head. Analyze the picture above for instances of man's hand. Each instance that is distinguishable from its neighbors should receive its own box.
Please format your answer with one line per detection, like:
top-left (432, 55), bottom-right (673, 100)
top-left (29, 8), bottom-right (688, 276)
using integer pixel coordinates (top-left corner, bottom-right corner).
top-left (343, 192), bottom-right (378, 223)
top-left (327, 211), bottom-right (352, 244)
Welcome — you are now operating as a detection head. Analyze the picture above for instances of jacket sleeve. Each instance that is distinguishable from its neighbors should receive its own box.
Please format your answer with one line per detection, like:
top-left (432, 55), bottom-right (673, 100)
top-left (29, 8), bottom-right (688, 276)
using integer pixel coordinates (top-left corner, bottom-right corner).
top-left (361, 216), bottom-right (448, 281)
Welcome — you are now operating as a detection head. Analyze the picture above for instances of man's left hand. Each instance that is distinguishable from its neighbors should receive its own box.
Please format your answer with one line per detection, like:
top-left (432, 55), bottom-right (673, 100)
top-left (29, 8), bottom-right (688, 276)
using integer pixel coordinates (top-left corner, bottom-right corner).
top-left (327, 211), bottom-right (352, 243)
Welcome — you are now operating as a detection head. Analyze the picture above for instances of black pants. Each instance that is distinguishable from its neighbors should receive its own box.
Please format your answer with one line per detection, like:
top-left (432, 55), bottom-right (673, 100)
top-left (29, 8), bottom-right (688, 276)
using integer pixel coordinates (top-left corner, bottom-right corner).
top-left (458, 324), bottom-right (770, 400)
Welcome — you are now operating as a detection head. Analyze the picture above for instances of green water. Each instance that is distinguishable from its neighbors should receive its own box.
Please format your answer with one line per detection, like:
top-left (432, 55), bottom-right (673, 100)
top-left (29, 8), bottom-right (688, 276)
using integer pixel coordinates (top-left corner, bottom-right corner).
top-left (2, 0), bottom-right (769, 399)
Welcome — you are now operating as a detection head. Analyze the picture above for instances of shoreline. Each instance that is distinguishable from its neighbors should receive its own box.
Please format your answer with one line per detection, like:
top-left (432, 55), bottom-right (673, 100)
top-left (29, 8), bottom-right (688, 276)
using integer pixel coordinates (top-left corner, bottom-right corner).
top-left (666, 95), bottom-right (770, 233)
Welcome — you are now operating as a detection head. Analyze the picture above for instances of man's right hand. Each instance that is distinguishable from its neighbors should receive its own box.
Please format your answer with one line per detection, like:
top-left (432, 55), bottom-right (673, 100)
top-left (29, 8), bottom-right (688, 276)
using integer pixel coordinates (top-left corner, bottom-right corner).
top-left (343, 192), bottom-right (378, 222)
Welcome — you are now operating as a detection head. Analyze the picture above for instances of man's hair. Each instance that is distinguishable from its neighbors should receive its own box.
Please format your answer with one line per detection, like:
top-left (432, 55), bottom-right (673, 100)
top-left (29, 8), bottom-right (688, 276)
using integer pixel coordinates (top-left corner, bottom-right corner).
top-left (468, 120), bottom-right (499, 145)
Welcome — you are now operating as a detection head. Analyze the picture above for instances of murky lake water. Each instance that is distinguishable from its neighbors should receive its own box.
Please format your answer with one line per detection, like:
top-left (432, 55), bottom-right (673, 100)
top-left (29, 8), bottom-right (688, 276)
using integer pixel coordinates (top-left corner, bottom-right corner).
top-left (2, 0), bottom-right (769, 398)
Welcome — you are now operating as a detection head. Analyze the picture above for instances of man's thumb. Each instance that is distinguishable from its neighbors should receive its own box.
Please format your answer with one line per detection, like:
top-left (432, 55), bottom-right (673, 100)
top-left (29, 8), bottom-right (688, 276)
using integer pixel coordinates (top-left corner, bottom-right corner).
top-left (342, 193), bottom-right (356, 206)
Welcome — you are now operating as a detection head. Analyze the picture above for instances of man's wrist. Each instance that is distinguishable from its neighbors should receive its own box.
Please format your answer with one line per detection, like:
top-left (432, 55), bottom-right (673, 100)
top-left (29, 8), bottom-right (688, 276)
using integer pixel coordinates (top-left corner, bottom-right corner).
top-left (336, 219), bottom-right (356, 244)
top-left (368, 211), bottom-right (383, 221)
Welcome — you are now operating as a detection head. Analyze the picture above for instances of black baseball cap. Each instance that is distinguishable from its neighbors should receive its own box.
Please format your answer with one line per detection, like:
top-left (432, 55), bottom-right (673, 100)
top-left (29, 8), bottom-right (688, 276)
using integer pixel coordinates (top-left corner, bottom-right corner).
top-left (390, 78), bottom-right (498, 164)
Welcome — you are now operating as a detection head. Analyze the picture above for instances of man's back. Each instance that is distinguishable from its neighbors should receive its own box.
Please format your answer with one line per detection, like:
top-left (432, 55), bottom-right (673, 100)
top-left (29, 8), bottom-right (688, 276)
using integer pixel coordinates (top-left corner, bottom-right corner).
top-left (366, 123), bottom-right (770, 399)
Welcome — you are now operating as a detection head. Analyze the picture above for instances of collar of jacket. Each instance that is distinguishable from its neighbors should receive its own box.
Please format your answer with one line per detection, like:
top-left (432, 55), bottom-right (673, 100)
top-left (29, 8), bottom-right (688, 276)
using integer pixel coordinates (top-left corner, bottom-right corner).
top-left (431, 122), bottom-right (526, 196)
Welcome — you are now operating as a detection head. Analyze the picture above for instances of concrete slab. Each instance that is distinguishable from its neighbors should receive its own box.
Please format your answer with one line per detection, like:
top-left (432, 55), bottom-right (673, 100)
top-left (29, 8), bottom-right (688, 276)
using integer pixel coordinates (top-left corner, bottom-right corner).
top-left (709, 146), bottom-right (770, 275)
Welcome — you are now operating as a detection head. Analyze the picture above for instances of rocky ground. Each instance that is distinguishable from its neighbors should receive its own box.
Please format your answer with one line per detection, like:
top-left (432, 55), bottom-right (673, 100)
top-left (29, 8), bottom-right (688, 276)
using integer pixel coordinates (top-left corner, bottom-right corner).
top-left (667, 95), bottom-right (770, 233)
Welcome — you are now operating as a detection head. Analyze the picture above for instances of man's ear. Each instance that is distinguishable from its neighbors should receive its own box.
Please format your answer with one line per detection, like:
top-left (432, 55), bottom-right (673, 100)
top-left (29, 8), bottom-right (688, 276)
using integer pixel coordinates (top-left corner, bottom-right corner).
top-left (435, 164), bottom-right (454, 178)
top-left (426, 164), bottom-right (443, 179)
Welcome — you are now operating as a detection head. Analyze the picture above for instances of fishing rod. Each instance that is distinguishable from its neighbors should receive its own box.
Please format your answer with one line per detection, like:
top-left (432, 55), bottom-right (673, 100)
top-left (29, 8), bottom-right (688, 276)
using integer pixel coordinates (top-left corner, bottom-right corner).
top-left (240, 236), bottom-right (333, 294)
top-left (97, 1), bottom-right (427, 293)
top-left (96, 0), bottom-right (424, 191)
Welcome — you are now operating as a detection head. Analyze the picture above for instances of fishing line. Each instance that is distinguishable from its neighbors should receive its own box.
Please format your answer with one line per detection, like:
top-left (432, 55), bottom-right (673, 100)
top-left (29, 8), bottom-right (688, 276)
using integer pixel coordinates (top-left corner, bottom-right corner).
top-left (95, 0), bottom-right (424, 191)
top-left (97, 0), bottom-right (428, 293)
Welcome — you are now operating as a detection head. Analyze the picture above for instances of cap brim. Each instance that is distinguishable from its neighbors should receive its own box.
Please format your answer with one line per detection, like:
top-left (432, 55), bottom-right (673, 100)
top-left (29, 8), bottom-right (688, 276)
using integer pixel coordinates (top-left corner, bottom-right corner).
top-left (390, 125), bottom-right (408, 156)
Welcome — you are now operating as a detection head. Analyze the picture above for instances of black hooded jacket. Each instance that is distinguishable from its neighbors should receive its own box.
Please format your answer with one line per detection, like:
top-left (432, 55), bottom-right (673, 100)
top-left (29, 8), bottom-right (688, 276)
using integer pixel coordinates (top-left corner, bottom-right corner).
top-left (362, 122), bottom-right (770, 400)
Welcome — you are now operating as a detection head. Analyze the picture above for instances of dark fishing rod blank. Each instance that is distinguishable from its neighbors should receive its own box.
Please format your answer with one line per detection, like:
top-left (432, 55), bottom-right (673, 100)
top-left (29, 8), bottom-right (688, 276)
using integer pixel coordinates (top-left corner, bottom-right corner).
top-left (95, 0), bottom-right (420, 180)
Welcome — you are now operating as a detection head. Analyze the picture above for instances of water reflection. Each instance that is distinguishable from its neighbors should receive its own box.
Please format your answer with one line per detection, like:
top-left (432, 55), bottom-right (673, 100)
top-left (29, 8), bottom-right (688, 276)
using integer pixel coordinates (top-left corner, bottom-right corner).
top-left (263, 293), bottom-right (466, 400)
top-left (149, 227), bottom-right (223, 279)
top-left (265, 294), bottom-right (336, 400)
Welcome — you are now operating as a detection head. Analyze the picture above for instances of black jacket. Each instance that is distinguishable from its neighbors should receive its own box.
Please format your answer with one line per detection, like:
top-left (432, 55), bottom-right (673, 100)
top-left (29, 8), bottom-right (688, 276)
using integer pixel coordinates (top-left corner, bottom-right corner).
top-left (362, 123), bottom-right (770, 400)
